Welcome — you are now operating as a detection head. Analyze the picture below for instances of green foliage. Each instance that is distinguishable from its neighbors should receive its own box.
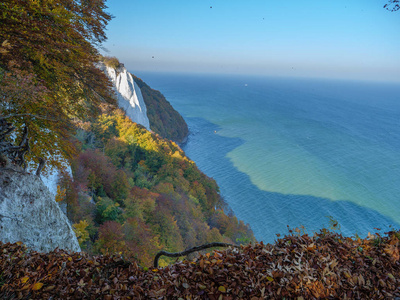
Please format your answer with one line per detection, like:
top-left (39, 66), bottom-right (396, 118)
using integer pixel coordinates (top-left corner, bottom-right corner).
top-left (95, 197), bottom-right (123, 224)
top-left (101, 56), bottom-right (121, 69)
top-left (1, 0), bottom-right (253, 268)
top-left (131, 74), bottom-right (189, 143)
top-left (0, 0), bottom-right (115, 171)
top-left (61, 109), bottom-right (255, 266)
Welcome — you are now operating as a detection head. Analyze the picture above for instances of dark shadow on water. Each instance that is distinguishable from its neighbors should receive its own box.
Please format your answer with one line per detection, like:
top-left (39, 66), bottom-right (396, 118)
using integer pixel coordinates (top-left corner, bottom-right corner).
top-left (182, 117), bottom-right (400, 244)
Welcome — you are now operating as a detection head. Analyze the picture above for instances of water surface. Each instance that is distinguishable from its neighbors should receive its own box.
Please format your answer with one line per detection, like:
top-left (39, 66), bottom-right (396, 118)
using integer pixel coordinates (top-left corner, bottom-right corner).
top-left (135, 72), bottom-right (400, 242)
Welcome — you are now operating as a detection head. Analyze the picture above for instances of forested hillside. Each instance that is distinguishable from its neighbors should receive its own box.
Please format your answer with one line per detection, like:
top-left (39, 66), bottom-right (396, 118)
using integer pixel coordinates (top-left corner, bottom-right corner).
top-left (0, 1), bottom-right (254, 268)
top-left (59, 108), bottom-right (254, 266)
top-left (131, 74), bottom-right (189, 143)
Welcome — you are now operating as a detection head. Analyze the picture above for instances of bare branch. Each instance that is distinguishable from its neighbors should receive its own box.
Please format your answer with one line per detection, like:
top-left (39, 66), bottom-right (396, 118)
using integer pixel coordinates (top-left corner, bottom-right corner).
top-left (36, 157), bottom-right (46, 177)
top-left (0, 120), bottom-right (30, 168)
top-left (154, 242), bottom-right (240, 268)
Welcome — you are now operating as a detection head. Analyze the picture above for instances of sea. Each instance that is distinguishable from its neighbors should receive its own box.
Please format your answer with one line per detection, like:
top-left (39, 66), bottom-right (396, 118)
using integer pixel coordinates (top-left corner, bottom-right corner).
top-left (133, 71), bottom-right (400, 244)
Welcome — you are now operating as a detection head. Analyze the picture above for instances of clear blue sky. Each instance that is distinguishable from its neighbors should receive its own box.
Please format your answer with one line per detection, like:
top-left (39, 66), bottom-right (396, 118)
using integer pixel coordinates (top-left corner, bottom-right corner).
top-left (102, 0), bottom-right (400, 82)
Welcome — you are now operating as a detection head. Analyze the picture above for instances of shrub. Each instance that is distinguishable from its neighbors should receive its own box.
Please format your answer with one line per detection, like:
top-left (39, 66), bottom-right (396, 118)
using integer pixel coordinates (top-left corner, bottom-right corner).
top-left (103, 56), bottom-right (120, 69)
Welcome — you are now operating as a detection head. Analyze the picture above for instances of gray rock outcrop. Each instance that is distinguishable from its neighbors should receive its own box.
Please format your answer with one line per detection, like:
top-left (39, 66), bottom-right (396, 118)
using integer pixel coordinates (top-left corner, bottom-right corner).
top-left (0, 169), bottom-right (80, 253)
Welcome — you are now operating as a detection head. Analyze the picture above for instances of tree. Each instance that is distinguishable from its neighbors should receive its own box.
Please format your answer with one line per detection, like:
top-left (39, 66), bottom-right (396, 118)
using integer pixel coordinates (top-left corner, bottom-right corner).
top-left (94, 221), bottom-right (127, 255)
top-left (385, 0), bottom-right (400, 11)
top-left (72, 220), bottom-right (90, 246)
top-left (95, 197), bottom-right (123, 224)
top-left (0, 0), bottom-right (115, 171)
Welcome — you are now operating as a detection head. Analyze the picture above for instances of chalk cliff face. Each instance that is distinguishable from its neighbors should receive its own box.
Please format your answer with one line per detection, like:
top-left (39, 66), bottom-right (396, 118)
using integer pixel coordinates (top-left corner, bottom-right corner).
top-left (101, 63), bottom-right (150, 130)
top-left (0, 169), bottom-right (80, 253)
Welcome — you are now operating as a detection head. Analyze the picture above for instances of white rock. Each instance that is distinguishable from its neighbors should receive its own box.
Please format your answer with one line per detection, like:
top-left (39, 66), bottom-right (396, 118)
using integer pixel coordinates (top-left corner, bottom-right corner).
top-left (0, 169), bottom-right (80, 253)
top-left (41, 164), bottom-right (72, 197)
top-left (101, 63), bottom-right (150, 130)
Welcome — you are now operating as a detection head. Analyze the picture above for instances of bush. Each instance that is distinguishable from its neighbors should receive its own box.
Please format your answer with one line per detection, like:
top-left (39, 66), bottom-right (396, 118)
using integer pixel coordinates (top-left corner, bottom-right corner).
top-left (103, 56), bottom-right (120, 69)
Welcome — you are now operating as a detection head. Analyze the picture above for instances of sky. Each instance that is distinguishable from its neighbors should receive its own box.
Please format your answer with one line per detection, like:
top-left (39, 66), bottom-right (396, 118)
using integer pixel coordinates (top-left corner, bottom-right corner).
top-left (101, 0), bottom-right (400, 82)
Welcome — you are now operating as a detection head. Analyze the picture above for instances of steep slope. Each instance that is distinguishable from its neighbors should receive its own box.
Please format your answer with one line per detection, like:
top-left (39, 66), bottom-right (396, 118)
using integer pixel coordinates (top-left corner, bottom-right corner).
top-left (64, 109), bottom-right (255, 266)
top-left (132, 74), bottom-right (189, 143)
top-left (100, 62), bottom-right (151, 130)
top-left (100, 57), bottom-right (188, 143)
top-left (0, 169), bottom-right (80, 253)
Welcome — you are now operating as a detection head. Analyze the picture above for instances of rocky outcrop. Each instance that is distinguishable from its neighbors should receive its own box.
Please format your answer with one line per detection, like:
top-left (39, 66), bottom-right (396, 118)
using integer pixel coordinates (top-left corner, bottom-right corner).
top-left (100, 63), bottom-right (151, 130)
top-left (0, 169), bottom-right (80, 253)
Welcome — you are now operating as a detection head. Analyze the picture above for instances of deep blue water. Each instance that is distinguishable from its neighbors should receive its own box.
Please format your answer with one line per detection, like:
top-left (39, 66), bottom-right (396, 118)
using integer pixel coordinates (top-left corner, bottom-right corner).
top-left (134, 71), bottom-right (400, 243)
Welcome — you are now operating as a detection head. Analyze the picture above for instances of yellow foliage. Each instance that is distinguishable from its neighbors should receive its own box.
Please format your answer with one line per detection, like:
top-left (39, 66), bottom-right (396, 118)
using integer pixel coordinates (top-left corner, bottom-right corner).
top-left (158, 258), bottom-right (169, 268)
top-left (21, 276), bottom-right (29, 284)
top-left (102, 56), bottom-right (120, 69)
top-left (55, 185), bottom-right (66, 202)
top-left (171, 151), bottom-right (183, 160)
top-left (72, 220), bottom-right (90, 245)
top-left (31, 282), bottom-right (43, 291)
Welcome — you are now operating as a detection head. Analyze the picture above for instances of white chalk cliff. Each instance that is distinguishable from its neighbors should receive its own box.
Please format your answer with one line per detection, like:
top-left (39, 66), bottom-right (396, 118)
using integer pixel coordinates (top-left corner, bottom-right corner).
top-left (0, 169), bottom-right (80, 253)
top-left (41, 62), bottom-right (151, 228)
top-left (101, 63), bottom-right (150, 130)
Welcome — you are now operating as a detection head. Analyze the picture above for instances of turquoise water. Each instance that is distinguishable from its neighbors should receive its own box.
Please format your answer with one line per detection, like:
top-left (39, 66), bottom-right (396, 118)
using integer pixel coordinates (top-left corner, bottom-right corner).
top-left (135, 71), bottom-right (400, 243)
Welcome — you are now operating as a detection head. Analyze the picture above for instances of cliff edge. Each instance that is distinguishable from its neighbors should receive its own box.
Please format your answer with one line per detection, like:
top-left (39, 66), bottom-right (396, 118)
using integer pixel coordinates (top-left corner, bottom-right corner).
top-left (100, 62), bottom-right (151, 130)
top-left (132, 74), bottom-right (189, 143)
top-left (0, 169), bottom-right (80, 253)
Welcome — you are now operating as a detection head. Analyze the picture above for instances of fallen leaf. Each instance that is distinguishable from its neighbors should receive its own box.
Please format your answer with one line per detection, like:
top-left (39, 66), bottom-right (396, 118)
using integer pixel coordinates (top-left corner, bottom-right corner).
top-left (31, 282), bottom-right (43, 291)
top-left (182, 282), bottom-right (189, 289)
top-left (21, 276), bottom-right (29, 284)
top-left (43, 285), bottom-right (55, 292)
top-left (218, 286), bottom-right (226, 293)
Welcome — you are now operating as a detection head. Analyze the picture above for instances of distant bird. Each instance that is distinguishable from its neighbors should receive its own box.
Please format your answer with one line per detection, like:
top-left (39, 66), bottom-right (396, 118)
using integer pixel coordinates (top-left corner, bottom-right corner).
top-left (152, 56), bottom-right (154, 58)
top-left (210, 6), bottom-right (212, 8)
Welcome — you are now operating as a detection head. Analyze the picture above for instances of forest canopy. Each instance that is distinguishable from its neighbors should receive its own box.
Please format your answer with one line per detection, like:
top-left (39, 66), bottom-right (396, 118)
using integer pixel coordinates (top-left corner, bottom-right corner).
top-left (61, 109), bottom-right (255, 266)
top-left (0, 0), bottom-right (115, 171)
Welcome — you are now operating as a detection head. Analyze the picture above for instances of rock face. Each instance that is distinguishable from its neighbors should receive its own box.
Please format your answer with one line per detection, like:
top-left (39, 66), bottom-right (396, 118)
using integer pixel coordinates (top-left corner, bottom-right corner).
top-left (0, 169), bottom-right (80, 253)
top-left (101, 63), bottom-right (151, 130)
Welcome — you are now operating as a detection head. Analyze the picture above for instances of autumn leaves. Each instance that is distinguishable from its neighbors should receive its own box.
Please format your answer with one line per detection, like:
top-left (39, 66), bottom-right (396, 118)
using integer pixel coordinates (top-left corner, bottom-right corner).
top-left (1, 229), bottom-right (400, 298)
top-left (0, 0), bottom-right (114, 171)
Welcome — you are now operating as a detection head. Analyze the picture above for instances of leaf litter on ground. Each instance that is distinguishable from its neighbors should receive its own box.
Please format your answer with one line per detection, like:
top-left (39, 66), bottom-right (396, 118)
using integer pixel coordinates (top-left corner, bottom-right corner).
top-left (1, 229), bottom-right (399, 299)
